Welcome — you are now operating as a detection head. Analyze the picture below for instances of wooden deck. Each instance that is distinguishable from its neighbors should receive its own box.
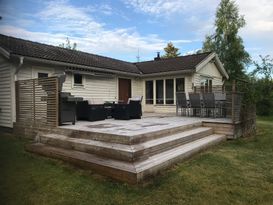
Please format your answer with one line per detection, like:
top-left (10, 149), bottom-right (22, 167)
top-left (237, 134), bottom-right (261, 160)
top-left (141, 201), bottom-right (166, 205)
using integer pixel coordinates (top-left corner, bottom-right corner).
top-left (20, 114), bottom-right (232, 183)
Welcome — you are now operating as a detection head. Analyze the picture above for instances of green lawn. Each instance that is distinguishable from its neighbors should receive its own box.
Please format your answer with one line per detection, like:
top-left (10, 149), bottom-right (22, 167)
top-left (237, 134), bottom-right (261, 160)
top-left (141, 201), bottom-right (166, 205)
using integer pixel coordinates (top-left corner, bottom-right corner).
top-left (1, 118), bottom-right (273, 205)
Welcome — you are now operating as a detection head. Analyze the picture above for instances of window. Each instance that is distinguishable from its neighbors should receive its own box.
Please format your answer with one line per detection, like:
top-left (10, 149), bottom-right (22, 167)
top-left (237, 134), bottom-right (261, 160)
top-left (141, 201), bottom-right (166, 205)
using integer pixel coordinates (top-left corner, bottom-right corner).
top-left (145, 80), bottom-right (154, 104)
top-left (38, 72), bottom-right (48, 78)
top-left (156, 80), bottom-right (164, 104)
top-left (201, 79), bottom-right (212, 93)
top-left (74, 73), bottom-right (83, 85)
top-left (165, 79), bottom-right (174, 104)
top-left (176, 78), bottom-right (185, 92)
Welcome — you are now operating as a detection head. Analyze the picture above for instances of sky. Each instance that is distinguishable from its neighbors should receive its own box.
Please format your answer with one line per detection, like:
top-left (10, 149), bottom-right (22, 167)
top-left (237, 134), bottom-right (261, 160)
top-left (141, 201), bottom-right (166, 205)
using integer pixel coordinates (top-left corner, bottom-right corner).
top-left (0, 0), bottom-right (272, 68)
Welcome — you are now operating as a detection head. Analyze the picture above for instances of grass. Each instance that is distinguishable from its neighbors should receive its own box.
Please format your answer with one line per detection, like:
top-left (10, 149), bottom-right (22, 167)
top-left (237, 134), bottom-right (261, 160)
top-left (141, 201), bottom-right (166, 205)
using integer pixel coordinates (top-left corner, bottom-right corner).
top-left (0, 117), bottom-right (273, 205)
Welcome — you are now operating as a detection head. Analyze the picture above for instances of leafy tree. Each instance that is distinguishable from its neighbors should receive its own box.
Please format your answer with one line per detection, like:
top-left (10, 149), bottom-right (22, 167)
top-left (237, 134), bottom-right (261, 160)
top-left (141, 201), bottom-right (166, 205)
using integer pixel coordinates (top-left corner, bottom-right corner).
top-left (59, 37), bottom-right (77, 50)
top-left (250, 55), bottom-right (273, 115)
top-left (251, 55), bottom-right (273, 80)
top-left (162, 42), bottom-right (180, 58)
top-left (203, 0), bottom-right (250, 80)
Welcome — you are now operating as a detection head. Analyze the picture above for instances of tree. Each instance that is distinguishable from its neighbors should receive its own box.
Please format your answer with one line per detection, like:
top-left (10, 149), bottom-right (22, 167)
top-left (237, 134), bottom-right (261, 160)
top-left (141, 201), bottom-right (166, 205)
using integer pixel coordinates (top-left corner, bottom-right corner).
top-left (59, 37), bottom-right (77, 50)
top-left (250, 55), bottom-right (273, 115)
top-left (251, 55), bottom-right (273, 80)
top-left (162, 42), bottom-right (180, 58)
top-left (203, 0), bottom-right (250, 80)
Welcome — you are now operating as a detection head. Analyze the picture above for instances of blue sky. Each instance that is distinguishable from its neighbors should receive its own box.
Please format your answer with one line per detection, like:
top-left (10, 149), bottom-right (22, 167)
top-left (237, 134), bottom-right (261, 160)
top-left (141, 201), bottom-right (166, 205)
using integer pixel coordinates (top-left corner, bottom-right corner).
top-left (0, 0), bottom-right (272, 68)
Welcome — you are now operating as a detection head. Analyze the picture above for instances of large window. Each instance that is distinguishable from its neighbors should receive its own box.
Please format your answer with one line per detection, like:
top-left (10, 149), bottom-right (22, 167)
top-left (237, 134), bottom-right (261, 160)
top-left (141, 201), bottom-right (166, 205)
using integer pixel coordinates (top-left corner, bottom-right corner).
top-left (74, 73), bottom-right (83, 86)
top-left (156, 80), bottom-right (164, 104)
top-left (201, 79), bottom-right (212, 93)
top-left (145, 80), bottom-right (154, 104)
top-left (176, 78), bottom-right (185, 92)
top-left (165, 79), bottom-right (174, 104)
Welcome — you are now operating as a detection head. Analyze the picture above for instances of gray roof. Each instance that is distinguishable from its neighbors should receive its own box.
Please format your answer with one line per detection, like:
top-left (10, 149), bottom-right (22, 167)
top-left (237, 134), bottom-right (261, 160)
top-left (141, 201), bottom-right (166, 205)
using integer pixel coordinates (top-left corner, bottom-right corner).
top-left (0, 34), bottom-right (140, 74)
top-left (135, 52), bottom-right (212, 74)
top-left (0, 34), bottom-right (213, 75)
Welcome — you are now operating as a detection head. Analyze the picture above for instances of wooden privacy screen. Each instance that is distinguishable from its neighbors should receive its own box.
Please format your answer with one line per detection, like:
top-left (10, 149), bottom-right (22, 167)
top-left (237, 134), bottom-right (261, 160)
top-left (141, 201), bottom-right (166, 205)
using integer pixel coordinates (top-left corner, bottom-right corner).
top-left (16, 77), bottom-right (59, 127)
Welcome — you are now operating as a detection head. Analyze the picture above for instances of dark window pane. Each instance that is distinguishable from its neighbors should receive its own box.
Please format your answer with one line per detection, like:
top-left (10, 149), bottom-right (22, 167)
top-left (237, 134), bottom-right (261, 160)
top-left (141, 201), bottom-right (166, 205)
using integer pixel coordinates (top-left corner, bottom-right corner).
top-left (38, 73), bottom-right (48, 78)
top-left (156, 80), bottom-right (163, 104)
top-left (145, 81), bottom-right (153, 104)
top-left (166, 79), bottom-right (174, 104)
top-left (74, 74), bottom-right (83, 85)
top-left (209, 80), bottom-right (212, 92)
top-left (176, 78), bottom-right (185, 92)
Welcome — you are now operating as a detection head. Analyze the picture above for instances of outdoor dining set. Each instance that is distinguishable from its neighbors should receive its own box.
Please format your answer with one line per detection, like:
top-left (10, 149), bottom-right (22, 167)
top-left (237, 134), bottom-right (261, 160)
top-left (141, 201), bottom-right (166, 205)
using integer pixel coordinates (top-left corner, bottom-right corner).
top-left (176, 92), bottom-right (227, 118)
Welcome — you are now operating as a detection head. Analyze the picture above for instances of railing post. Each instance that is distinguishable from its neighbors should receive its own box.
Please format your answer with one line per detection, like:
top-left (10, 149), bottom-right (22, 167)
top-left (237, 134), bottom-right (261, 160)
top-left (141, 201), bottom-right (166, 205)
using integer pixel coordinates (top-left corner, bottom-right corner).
top-left (232, 80), bottom-right (236, 123)
top-left (15, 81), bottom-right (19, 123)
top-left (56, 77), bottom-right (59, 127)
top-left (33, 79), bottom-right (36, 125)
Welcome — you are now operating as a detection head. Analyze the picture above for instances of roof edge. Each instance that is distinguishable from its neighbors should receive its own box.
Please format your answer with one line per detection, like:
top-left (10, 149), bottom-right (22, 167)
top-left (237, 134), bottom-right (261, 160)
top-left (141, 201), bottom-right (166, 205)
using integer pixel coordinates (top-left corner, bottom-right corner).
top-left (195, 52), bottom-right (229, 79)
top-left (12, 54), bottom-right (141, 77)
top-left (0, 46), bottom-right (10, 59)
top-left (141, 69), bottom-right (194, 77)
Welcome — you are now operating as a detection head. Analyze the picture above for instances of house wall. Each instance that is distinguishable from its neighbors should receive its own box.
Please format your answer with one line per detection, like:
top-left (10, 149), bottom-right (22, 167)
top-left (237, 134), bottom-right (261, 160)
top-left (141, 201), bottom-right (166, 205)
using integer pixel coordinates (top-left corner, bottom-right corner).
top-left (0, 56), bottom-right (14, 128)
top-left (194, 62), bottom-right (223, 87)
top-left (15, 63), bottom-right (145, 103)
top-left (62, 73), bottom-right (118, 102)
top-left (0, 55), bottom-right (228, 129)
top-left (141, 75), bottom-right (193, 113)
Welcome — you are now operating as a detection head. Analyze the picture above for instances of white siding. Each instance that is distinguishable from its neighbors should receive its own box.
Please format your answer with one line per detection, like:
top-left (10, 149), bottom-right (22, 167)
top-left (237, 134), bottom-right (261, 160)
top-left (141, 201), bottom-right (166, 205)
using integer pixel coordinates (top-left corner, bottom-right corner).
top-left (194, 62), bottom-right (223, 86)
top-left (132, 78), bottom-right (143, 97)
top-left (63, 73), bottom-right (118, 102)
top-left (0, 56), bottom-right (13, 127)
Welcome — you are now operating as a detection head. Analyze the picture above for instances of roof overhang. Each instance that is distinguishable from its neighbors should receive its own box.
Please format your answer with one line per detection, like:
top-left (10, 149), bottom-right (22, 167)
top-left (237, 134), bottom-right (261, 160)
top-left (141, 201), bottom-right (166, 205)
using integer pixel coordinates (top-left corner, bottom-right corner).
top-left (141, 69), bottom-right (194, 78)
top-left (11, 54), bottom-right (141, 77)
top-left (195, 52), bottom-right (229, 79)
top-left (0, 46), bottom-right (10, 59)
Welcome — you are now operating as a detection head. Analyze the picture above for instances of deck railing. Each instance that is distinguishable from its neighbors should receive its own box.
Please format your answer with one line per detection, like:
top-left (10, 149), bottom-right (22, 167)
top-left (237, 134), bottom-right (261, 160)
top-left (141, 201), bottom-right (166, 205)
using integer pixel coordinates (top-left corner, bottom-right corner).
top-left (192, 80), bottom-right (256, 135)
top-left (15, 77), bottom-right (59, 128)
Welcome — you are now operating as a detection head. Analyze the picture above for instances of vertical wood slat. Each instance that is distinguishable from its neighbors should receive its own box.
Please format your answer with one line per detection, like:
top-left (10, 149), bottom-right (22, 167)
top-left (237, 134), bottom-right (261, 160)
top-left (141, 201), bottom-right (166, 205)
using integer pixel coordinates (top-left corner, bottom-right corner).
top-left (15, 77), bottom-right (59, 128)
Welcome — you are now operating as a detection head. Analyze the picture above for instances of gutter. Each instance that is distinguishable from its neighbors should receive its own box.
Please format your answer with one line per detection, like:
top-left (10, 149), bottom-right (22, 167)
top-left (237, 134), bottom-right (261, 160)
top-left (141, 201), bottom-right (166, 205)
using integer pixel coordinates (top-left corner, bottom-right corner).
top-left (15, 56), bottom-right (24, 74)
top-left (11, 54), bottom-right (142, 77)
top-left (141, 69), bottom-right (194, 78)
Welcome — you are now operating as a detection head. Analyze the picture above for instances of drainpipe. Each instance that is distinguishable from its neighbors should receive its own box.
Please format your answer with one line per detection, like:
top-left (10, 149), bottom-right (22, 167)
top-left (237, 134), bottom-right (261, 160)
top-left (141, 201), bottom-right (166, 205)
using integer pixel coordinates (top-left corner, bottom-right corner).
top-left (14, 56), bottom-right (24, 81)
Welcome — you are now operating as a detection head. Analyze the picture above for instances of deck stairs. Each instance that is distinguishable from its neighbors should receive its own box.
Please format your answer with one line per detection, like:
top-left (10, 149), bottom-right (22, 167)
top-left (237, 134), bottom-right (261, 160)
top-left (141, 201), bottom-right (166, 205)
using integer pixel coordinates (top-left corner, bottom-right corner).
top-left (26, 122), bottom-right (226, 183)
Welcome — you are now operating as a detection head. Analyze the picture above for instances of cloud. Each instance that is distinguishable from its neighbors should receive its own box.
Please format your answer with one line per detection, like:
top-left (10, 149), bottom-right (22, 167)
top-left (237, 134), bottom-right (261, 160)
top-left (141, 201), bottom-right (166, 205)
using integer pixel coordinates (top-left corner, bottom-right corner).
top-left (238, 0), bottom-right (273, 34)
top-left (236, 0), bottom-right (273, 59)
top-left (0, 0), bottom-right (194, 61)
top-left (122, 0), bottom-right (218, 17)
top-left (2, 0), bottom-right (196, 61)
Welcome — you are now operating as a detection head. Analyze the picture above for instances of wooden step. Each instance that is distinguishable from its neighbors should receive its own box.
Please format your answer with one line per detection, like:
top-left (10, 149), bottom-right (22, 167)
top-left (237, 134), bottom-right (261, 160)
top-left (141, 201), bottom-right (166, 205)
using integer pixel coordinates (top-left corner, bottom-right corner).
top-left (53, 121), bottom-right (203, 144)
top-left (39, 127), bottom-right (213, 162)
top-left (26, 134), bottom-right (226, 184)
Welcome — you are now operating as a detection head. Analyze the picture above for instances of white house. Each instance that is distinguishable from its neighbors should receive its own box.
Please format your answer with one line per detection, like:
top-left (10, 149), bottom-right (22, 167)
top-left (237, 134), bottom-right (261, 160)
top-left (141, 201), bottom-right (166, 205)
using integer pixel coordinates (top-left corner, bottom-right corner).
top-left (0, 34), bottom-right (228, 129)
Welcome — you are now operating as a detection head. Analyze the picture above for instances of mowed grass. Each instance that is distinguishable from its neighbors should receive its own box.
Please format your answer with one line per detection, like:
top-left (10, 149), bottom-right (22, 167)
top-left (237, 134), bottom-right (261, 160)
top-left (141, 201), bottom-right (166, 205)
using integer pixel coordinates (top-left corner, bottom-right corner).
top-left (0, 118), bottom-right (273, 205)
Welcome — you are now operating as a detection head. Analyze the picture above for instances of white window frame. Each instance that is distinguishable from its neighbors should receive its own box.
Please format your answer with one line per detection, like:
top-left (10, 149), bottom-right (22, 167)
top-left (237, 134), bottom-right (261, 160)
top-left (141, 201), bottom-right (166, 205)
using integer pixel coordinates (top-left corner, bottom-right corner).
top-left (72, 73), bottom-right (86, 88)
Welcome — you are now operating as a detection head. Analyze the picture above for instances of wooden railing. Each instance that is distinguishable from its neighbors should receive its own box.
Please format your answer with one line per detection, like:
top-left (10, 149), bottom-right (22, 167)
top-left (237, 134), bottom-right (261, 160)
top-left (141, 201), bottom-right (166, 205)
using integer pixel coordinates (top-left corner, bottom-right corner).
top-left (15, 77), bottom-right (59, 128)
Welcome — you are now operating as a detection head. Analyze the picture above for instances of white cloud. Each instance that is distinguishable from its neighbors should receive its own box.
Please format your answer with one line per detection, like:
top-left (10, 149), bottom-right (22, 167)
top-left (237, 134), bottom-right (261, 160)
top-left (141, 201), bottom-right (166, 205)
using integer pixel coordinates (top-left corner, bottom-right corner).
top-left (0, 0), bottom-right (196, 60)
top-left (0, 0), bottom-right (194, 61)
top-left (238, 0), bottom-right (273, 34)
top-left (236, 0), bottom-right (273, 58)
top-left (123, 0), bottom-right (218, 17)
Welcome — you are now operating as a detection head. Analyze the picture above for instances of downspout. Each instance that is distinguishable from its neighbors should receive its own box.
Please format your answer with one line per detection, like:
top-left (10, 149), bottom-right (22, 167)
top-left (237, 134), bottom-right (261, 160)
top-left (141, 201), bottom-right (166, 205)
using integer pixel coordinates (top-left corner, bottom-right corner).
top-left (14, 56), bottom-right (24, 81)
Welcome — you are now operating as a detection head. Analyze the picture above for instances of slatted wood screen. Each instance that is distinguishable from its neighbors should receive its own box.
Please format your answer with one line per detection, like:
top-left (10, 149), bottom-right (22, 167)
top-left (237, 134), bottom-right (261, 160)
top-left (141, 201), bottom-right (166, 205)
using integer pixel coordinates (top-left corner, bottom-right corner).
top-left (16, 77), bottom-right (59, 128)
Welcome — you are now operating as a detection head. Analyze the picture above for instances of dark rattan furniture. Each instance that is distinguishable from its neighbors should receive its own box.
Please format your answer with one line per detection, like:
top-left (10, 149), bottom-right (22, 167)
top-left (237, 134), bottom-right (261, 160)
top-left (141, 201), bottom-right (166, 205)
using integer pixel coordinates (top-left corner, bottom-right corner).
top-left (76, 101), bottom-right (107, 121)
top-left (188, 93), bottom-right (203, 117)
top-left (176, 92), bottom-right (189, 116)
top-left (112, 99), bottom-right (142, 120)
